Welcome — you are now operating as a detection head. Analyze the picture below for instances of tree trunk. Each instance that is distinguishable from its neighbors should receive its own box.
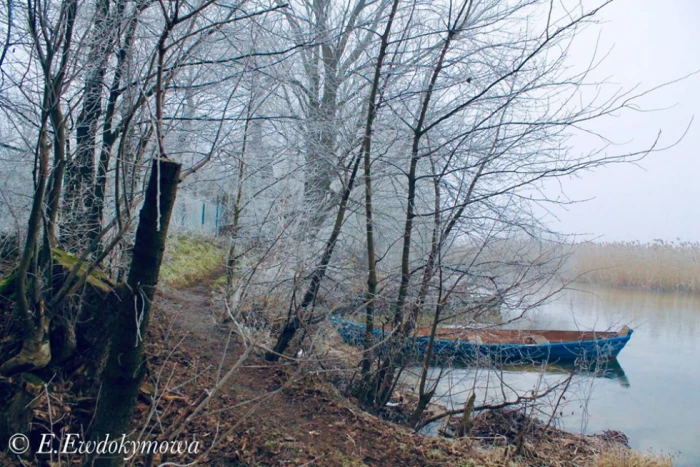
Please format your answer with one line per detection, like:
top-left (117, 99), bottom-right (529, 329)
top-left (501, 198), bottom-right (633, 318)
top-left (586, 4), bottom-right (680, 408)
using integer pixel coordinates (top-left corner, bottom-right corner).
top-left (409, 299), bottom-right (446, 426)
top-left (303, 1), bottom-right (339, 227)
top-left (225, 98), bottom-right (251, 296)
top-left (39, 0), bottom-right (77, 257)
top-left (393, 26), bottom-right (458, 331)
top-left (265, 151), bottom-right (363, 361)
top-left (90, 158), bottom-right (181, 467)
top-left (89, 5), bottom-right (135, 238)
top-left (358, 0), bottom-right (400, 393)
top-left (368, 22), bottom-right (463, 409)
top-left (62, 0), bottom-right (115, 252)
top-left (1, 127), bottom-right (52, 377)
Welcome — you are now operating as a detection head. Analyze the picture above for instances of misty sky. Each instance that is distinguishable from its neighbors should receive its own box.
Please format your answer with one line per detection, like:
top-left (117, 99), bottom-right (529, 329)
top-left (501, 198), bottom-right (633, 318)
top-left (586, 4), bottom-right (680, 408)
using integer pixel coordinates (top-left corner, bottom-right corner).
top-left (542, 0), bottom-right (700, 243)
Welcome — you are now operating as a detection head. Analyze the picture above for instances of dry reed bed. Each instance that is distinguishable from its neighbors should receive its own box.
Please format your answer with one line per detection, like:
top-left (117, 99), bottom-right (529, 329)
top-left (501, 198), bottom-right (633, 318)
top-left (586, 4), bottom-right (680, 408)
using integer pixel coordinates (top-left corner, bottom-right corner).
top-left (592, 448), bottom-right (674, 467)
top-left (460, 409), bottom-right (673, 467)
top-left (571, 240), bottom-right (700, 294)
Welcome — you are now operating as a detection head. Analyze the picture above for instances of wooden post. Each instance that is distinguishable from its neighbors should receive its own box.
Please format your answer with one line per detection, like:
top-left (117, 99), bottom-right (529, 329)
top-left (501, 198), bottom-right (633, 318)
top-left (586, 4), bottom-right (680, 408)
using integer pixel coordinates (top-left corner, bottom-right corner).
top-left (456, 393), bottom-right (476, 437)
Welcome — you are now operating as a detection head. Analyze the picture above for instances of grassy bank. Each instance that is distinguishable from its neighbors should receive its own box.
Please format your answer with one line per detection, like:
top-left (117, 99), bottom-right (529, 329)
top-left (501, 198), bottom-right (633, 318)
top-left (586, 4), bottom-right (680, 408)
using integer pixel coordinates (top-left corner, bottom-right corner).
top-left (160, 234), bottom-right (227, 288)
top-left (570, 240), bottom-right (700, 294)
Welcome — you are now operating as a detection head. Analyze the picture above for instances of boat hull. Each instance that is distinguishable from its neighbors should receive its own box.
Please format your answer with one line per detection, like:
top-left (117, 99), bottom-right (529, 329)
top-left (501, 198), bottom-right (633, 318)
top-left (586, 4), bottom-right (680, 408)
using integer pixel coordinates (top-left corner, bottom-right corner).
top-left (331, 318), bottom-right (632, 365)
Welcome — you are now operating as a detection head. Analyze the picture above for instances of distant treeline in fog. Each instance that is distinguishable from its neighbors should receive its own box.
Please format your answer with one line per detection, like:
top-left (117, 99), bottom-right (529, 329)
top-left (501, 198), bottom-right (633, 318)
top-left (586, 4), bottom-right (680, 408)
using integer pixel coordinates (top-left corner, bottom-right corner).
top-left (570, 240), bottom-right (700, 294)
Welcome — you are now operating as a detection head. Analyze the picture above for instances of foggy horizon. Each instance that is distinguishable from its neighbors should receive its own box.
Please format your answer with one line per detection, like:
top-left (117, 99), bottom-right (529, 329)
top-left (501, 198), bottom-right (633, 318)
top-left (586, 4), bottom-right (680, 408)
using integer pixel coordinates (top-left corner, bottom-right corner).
top-left (543, 0), bottom-right (700, 243)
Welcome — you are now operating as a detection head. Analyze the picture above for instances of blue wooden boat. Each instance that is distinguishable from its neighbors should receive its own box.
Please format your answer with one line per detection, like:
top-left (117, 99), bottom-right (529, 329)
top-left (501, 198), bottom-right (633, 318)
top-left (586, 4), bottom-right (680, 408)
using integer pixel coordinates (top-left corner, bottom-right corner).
top-left (330, 317), bottom-right (633, 364)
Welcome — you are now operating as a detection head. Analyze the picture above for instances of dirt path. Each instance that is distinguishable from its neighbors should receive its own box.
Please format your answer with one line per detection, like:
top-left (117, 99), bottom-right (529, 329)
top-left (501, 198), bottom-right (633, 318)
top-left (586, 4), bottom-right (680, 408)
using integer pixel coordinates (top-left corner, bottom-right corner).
top-left (155, 266), bottom-right (233, 362)
top-left (144, 270), bottom-right (482, 466)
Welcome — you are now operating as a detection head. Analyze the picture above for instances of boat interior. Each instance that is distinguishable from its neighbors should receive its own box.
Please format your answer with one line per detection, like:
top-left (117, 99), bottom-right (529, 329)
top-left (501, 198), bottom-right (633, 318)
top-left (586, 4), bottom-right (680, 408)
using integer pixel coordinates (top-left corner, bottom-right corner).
top-left (417, 325), bottom-right (632, 345)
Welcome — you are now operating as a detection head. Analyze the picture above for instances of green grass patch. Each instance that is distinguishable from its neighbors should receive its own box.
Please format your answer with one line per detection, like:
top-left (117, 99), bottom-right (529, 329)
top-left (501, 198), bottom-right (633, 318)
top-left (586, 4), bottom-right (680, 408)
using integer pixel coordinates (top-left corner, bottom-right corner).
top-left (211, 274), bottom-right (228, 290)
top-left (160, 235), bottom-right (227, 289)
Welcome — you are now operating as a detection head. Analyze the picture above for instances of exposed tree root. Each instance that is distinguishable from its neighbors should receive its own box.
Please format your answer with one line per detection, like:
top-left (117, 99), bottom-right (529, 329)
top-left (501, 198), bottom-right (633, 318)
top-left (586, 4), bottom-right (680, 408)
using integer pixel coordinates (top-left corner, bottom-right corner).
top-left (0, 314), bottom-right (51, 376)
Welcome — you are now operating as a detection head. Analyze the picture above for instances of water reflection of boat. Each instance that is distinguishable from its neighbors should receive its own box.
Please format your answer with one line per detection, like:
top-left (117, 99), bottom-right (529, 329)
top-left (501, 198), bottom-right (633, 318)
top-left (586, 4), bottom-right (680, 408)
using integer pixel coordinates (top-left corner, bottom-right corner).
top-left (331, 317), bottom-right (633, 365)
top-left (496, 359), bottom-right (630, 388)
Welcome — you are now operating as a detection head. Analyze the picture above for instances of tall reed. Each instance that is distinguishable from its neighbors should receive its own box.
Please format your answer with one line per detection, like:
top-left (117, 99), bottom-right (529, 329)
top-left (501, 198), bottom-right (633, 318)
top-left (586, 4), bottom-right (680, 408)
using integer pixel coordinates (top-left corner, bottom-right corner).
top-left (571, 240), bottom-right (700, 294)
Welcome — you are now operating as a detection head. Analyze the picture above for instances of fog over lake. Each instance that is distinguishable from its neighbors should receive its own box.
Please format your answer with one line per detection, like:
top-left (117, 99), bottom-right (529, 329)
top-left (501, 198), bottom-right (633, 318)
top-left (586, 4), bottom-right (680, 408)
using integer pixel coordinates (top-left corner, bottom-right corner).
top-left (544, 0), bottom-right (700, 242)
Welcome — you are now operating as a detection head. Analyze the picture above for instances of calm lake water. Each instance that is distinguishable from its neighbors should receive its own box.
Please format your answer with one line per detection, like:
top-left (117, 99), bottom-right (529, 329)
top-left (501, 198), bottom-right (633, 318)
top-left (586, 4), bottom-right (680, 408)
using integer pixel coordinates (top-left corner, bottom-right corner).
top-left (406, 286), bottom-right (700, 466)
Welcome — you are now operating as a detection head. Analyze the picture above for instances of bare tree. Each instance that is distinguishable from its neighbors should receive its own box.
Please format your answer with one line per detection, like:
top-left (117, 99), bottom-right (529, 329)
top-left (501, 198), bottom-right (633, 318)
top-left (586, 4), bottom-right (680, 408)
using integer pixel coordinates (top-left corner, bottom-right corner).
top-left (0, 0), bottom-right (683, 463)
top-left (350, 0), bottom-right (665, 409)
top-left (275, 0), bottom-right (392, 226)
top-left (0, 0), bottom-right (289, 462)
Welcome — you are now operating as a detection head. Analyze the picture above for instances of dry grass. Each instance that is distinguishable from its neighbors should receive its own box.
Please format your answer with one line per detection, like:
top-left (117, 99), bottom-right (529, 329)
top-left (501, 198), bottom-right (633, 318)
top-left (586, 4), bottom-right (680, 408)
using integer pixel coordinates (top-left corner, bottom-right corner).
top-left (160, 234), bottom-right (226, 288)
top-left (571, 240), bottom-right (700, 294)
top-left (592, 448), bottom-right (674, 467)
top-left (440, 408), bottom-right (676, 467)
